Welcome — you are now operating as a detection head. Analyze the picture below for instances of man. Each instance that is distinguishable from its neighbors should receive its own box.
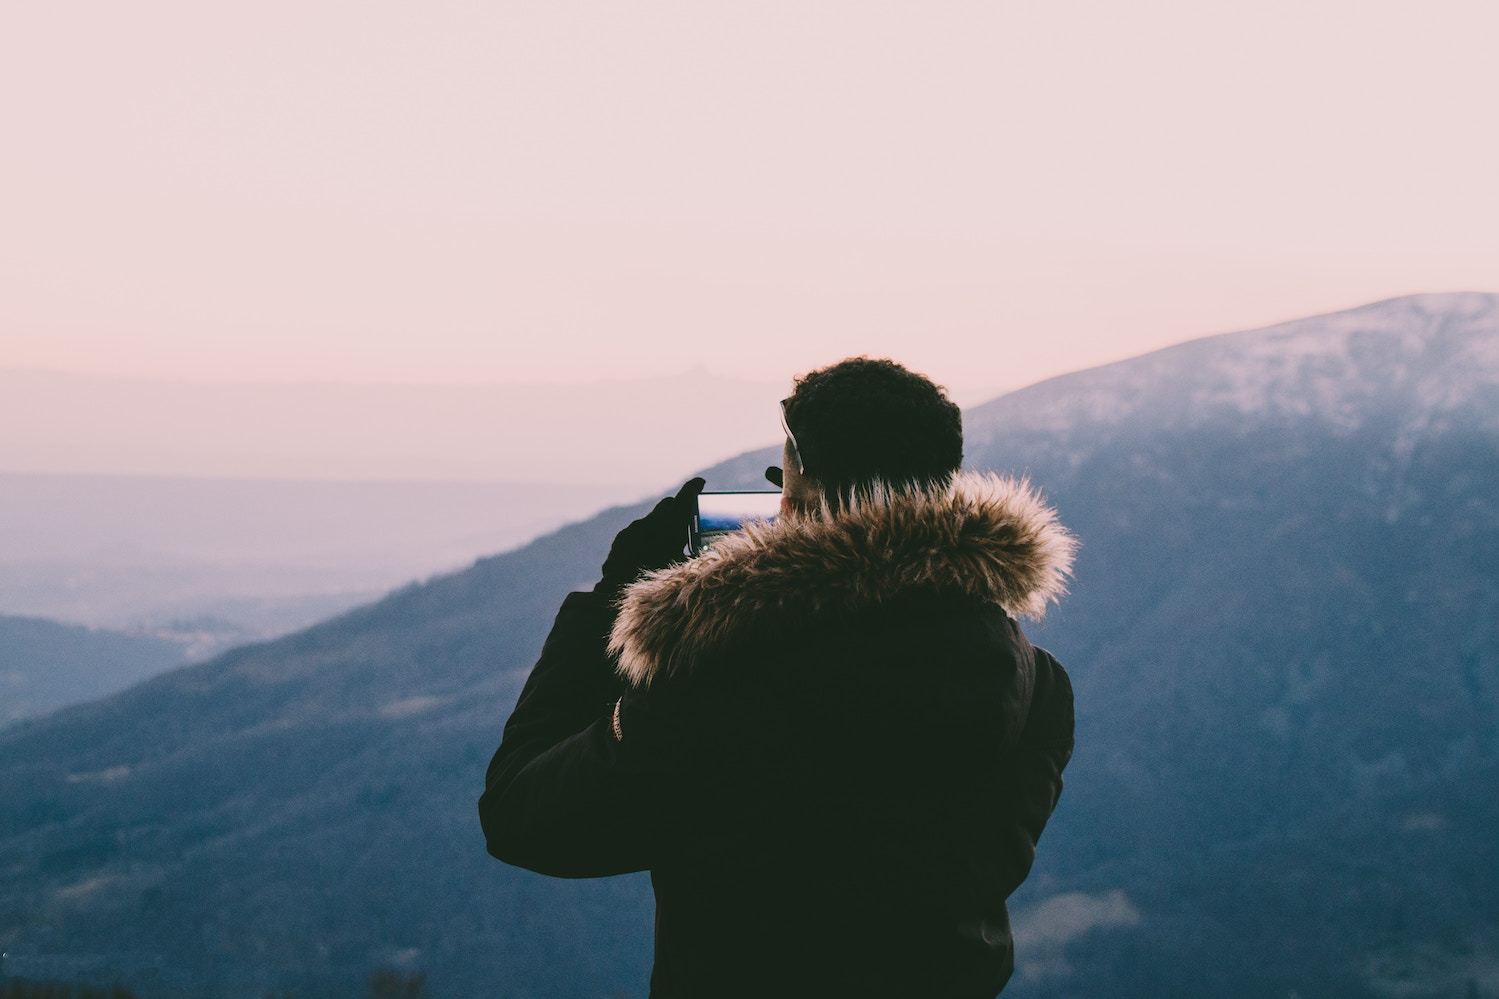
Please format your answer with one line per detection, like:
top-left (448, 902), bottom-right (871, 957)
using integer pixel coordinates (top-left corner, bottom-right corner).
top-left (479, 357), bottom-right (1078, 998)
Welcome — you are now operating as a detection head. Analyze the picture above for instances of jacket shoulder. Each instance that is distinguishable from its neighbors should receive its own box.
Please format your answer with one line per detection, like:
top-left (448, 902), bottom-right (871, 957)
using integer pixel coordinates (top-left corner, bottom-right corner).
top-left (1024, 645), bottom-right (1075, 750)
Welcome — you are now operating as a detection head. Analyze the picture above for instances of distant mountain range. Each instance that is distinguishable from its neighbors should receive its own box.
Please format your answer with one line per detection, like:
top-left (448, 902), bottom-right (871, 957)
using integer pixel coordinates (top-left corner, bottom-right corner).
top-left (0, 473), bottom-right (633, 646)
top-left (0, 616), bottom-right (188, 730)
top-left (0, 292), bottom-right (1495, 998)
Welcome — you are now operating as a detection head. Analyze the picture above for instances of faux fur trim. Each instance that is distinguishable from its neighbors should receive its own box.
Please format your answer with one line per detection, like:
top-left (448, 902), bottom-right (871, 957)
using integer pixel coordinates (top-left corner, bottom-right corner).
top-left (606, 470), bottom-right (1079, 688)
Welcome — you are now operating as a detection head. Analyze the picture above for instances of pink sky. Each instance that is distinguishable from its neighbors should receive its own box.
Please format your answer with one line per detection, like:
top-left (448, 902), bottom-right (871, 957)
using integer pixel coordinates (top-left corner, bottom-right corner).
top-left (3, 1), bottom-right (1496, 396)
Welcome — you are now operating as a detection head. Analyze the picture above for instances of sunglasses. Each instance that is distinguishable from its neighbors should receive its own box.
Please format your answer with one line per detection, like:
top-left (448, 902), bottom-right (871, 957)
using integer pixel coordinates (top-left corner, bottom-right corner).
top-left (779, 397), bottom-right (806, 476)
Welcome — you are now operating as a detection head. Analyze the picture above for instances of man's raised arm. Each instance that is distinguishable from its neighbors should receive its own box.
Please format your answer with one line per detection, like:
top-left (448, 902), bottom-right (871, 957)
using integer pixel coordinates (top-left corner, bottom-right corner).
top-left (477, 478), bottom-right (705, 877)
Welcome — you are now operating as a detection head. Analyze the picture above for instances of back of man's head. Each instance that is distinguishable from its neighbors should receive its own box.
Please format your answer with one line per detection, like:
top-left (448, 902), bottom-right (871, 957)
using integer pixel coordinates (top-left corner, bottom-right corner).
top-left (782, 357), bottom-right (964, 508)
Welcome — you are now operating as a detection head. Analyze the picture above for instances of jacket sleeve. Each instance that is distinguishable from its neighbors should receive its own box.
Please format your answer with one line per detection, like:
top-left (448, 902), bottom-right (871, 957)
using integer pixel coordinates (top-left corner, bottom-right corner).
top-left (478, 588), bottom-right (698, 878)
top-left (996, 645), bottom-right (1076, 899)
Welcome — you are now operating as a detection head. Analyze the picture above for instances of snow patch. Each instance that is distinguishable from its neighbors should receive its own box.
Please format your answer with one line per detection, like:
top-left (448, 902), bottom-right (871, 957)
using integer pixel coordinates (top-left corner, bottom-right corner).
top-left (379, 695), bottom-right (442, 719)
top-left (64, 765), bottom-right (131, 784)
top-left (1400, 812), bottom-right (1446, 832)
top-left (1012, 888), bottom-right (1142, 980)
top-left (54, 875), bottom-right (118, 901)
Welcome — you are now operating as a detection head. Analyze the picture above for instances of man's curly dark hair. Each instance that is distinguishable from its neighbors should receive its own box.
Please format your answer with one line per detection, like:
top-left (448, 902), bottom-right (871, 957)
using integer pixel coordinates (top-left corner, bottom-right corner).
top-left (783, 357), bottom-right (964, 503)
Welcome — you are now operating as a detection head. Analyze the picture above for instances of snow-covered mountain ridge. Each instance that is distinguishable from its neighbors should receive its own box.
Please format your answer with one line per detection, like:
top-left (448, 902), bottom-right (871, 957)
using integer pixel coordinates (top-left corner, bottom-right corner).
top-left (966, 292), bottom-right (1498, 450)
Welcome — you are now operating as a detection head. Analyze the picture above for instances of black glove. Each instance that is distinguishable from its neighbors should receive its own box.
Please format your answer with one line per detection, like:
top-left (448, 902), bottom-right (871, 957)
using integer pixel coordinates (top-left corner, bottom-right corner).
top-left (595, 477), bottom-right (706, 597)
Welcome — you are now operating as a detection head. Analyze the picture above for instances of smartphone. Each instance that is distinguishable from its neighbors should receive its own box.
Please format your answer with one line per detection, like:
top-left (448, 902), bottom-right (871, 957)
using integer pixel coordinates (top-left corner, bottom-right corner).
top-left (689, 490), bottom-right (781, 556)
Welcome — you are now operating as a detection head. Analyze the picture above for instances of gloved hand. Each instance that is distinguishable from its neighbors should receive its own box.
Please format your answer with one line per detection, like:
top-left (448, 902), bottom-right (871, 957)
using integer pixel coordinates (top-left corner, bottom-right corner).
top-left (595, 477), bottom-right (706, 597)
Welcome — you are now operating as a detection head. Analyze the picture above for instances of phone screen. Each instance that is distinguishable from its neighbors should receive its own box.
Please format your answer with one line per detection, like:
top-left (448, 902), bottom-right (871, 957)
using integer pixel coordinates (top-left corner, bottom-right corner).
top-left (692, 490), bottom-right (781, 555)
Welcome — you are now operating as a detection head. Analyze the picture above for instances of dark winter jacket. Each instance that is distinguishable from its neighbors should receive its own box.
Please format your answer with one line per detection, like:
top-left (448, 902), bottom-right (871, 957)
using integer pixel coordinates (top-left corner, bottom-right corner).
top-left (479, 470), bottom-right (1078, 998)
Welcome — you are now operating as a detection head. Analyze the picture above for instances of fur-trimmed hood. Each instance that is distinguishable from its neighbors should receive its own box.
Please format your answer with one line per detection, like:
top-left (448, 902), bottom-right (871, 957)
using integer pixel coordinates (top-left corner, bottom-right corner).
top-left (607, 470), bottom-right (1079, 688)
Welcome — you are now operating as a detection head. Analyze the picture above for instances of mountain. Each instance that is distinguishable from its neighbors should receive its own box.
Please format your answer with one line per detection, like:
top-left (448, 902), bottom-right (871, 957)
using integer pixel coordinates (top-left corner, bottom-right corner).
top-left (1, 292), bottom-right (1495, 997)
top-left (0, 472), bottom-right (635, 645)
top-left (962, 291), bottom-right (1499, 996)
top-left (0, 616), bottom-right (188, 730)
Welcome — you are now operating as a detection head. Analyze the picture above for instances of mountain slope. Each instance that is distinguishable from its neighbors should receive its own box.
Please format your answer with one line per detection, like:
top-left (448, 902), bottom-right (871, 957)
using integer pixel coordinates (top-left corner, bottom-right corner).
top-left (1, 292), bottom-right (1496, 998)
top-left (0, 472), bottom-right (634, 640)
top-left (0, 615), bottom-right (188, 729)
top-left (962, 292), bottom-right (1499, 996)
